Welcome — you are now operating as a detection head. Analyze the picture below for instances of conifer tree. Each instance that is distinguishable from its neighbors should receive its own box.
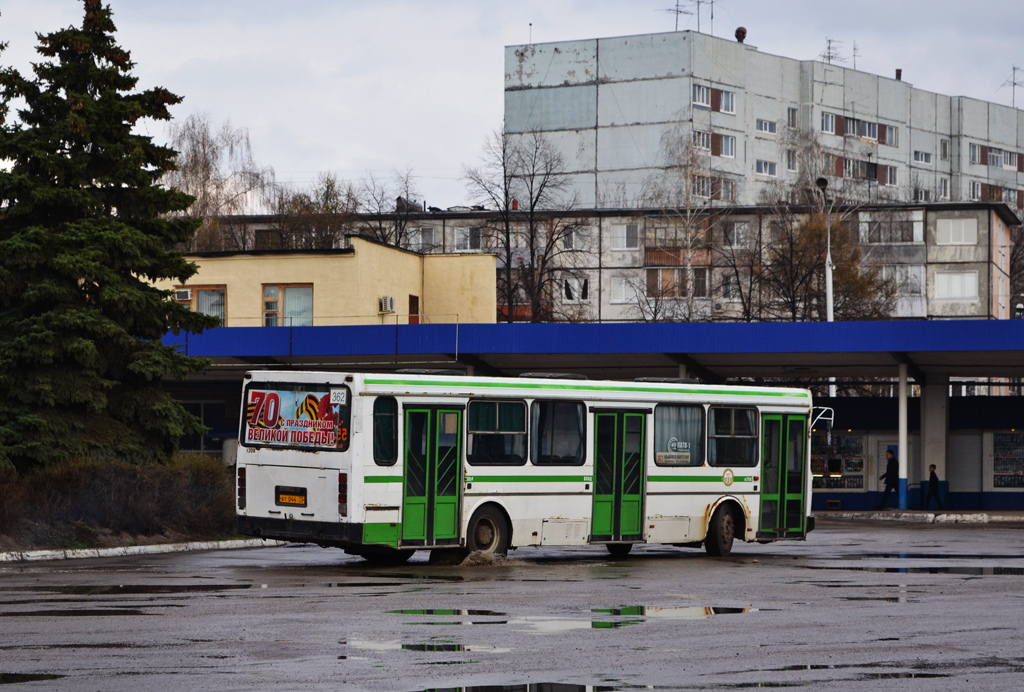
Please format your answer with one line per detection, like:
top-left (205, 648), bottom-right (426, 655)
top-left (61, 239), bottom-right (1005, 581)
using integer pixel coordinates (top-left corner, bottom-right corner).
top-left (0, 1), bottom-right (215, 470)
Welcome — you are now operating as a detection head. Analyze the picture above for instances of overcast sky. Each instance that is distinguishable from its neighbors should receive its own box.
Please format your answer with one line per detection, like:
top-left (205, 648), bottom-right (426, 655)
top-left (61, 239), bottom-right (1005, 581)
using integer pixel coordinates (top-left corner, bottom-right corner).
top-left (3, 1), bottom-right (1023, 208)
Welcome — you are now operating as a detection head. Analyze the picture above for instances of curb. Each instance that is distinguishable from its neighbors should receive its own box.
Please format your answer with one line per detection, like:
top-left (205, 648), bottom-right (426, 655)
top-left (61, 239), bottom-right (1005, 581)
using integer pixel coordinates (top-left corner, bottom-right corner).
top-left (0, 538), bottom-right (286, 564)
top-left (817, 511), bottom-right (1024, 525)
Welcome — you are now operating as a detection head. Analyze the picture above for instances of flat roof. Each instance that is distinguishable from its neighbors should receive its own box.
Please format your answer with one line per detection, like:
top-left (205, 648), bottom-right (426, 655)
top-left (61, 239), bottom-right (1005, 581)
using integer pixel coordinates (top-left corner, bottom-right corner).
top-left (164, 320), bottom-right (1024, 384)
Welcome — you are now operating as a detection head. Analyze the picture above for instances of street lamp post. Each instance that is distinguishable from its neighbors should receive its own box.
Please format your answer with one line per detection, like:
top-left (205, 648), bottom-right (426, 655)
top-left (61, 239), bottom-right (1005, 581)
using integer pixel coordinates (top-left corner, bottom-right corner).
top-left (815, 177), bottom-right (836, 398)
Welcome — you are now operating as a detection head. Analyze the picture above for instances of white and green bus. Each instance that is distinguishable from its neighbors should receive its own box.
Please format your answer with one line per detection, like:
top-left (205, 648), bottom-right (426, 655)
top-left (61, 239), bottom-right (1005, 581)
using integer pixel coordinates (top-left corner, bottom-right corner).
top-left (235, 370), bottom-right (815, 563)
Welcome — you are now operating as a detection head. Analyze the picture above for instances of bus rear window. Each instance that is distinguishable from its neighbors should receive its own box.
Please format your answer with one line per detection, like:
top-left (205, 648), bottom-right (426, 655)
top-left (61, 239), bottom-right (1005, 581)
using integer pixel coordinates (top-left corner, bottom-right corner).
top-left (467, 400), bottom-right (526, 466)
top-left (531, 400), bottom-right (585, 466)
top-left (708, 407), bottom-right (757, 467)
top-left (241, 382), bottom-right (350, 452)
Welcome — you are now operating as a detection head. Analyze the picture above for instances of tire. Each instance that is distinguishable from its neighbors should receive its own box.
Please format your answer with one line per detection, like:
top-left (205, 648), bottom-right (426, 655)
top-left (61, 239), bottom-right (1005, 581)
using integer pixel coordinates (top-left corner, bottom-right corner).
top-left (356, 546), bottom-right (415, 565)
top-left (606, 543), bottom-right (633, 558)
top-left (705, 505), bottom-right (736, 557)
top-left (466, 505), bottom-right (509, 556)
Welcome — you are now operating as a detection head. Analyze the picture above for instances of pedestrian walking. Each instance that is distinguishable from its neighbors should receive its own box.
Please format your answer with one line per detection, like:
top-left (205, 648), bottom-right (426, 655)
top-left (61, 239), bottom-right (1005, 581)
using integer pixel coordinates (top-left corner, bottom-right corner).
top-left (925, 463), bottom-right (944, 510)
top-left (876, 449), bottom-right (898, 509)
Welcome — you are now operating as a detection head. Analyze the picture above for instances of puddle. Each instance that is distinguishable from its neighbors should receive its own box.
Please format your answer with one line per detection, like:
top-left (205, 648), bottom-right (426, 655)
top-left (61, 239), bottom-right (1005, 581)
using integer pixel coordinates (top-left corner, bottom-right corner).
top-left (347, 640), bottom-right (511, 654)
top-left (388, 609), bottom-right (506, 616)
top-left (415, 686), bottom-right (613, 692)
top-left (804, 565), bottom-right (1024, 575)
top-left (822, 553), bottom-right (1022, 561)
top-left (0, 608), bottom-right (147, 617)
top-left (0, 584), bottom-right (251, 596)
top-left (0, 673), bottom-right (65, 685)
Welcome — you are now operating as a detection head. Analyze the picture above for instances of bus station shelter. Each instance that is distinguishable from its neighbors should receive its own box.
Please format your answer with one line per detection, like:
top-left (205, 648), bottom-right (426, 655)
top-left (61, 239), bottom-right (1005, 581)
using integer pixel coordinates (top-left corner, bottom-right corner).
top-left (166, 319), bottom-right (1024, 511)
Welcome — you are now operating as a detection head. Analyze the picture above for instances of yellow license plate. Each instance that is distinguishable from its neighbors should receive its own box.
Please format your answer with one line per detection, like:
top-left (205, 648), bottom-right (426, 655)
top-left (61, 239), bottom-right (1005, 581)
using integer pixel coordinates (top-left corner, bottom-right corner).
top-left (275, 485), bottom-right (307, 507)
top-left (278, 494), bottom-right (305, 505)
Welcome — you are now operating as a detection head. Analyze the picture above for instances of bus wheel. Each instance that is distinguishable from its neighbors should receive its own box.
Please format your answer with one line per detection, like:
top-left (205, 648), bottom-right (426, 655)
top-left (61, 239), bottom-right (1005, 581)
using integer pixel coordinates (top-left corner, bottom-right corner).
top-left (467, 506), bottom-right (509, 556)
top-left (705, 506), bottom-right (736, 557)
top-left (606, 543), bottom-right (632, 558)
top-left (358, 547), bottom-right (415, 565)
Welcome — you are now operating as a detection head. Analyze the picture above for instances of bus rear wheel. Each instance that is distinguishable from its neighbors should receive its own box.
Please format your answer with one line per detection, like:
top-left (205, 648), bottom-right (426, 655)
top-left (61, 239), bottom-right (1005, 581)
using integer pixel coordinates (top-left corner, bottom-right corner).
top-left (705, 506), bottom-right (736, 557)
top-left (467, 506), bottom-right (509, 556)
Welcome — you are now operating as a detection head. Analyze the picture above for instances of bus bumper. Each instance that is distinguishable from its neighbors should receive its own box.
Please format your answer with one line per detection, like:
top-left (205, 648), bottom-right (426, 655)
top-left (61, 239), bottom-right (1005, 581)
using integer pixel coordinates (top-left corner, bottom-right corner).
top-left (236, 515), bottom-right (363, 549)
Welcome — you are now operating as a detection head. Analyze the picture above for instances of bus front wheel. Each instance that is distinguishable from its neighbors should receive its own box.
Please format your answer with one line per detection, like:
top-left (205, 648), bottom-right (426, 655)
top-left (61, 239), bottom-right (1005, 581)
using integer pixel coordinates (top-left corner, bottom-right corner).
top-left (467, 506), bottom-right (509, 556)
top-left (606, 543), bottom-right (632, 558)
top-left (705, 506), bottom-right (736, 557)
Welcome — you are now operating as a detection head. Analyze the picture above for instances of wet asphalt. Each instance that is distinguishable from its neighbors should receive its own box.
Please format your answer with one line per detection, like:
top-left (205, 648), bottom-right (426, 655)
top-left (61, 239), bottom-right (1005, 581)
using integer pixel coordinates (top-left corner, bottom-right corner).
top-left (1, 519), bottom-right (1023, 691)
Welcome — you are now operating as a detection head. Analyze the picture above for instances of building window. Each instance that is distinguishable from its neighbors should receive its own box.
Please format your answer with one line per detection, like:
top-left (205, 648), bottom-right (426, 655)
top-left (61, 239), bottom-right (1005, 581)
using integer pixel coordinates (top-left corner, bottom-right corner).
top-left (969, 181), bottom-right (982, 200)
top-left (786, 150), bottom-right (797, 172)
top-left (408, 227), bottom-right (434, 252)
top-left (691, 175), bottom-right (712, 198)
top-left (455, 226), bottom-right (483, 250)
top-left (467, 400), bottom-right (526, 466)
top-left (787, 107), bottom-right (798, 129)
top-left (176, 286), bottom-right (226, 326)
top-left (934, 271), bottom-right (979, 300)
top-left (940, 139), bottom-right (950, 161)
top-left (654, 404), bottom-right (704, 466)
top-left (721, 274), bottom-right (739, 300)
top-left (1004, 151), bottom-right (1018, 170)
top-left (913, 151), bottom-right (933, 165)
top-left (882, 265), bottom-right (924, 296)
top-left (531, 400), bottom-right (585, 466)
top-left (719, 134), bottom-right (736, 158)
top-left (821, 112), bottom-right (836, 134)
top-left (645, 267), bottom-right (708, 298)
top-left (719, 178), bottom-right (736, 202)
top-left (881, 165), bottom-right (897, 186)
top-left (720, 90), bottom-right (735, 114)
top-left (914, 188), bottom-right (932, 202)
top-left (708, 407), bottom-right (758, 467)
top-left (610, 276), bottom-right (637, 304)
top-left (755, 160), bottom-right (777, 177)
top-left (988, 148), bottom-right (1004, 168)
top-left (860, 121), bottom-right (878, 140)
top-left (611, 223), bottom-right (639, 249)
top-left (936, 218), bottom-right (978, 245)
top-left (693, 84), bottom-right (711, 108)
top-left (692, 130), bottom-right (712, 151)
top-left (563, 276), bottom-right (589, 303)
top-left (882, 125), bottom-right (899, 147)
top-left (756, 119), bottom-right (777, 134)
top-left (722, 221), bottom-right (750, 248)
top-left (940, 178), bottom-right (950, 200)
top-left (263, 284), bottom-right (313, 327)
top-left (969, 143), bottom-right (981, 164)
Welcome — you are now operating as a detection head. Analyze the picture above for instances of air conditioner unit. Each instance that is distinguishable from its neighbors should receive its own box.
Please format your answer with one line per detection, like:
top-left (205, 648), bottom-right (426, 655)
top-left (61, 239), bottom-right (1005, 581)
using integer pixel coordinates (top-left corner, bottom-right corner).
top-left (378, 295), bottom-right (395, 313)
top-left (174, 289), bottom-right (192, 302)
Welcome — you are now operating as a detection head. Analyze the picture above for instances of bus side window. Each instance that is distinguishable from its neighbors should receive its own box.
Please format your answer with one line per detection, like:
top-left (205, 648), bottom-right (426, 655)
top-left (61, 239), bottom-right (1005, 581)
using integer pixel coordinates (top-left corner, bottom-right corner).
top-left (531, 400), bottom-right (585, 466)
top-left (708, 407), bottom-right (758, 467)
top-left (467, 400), bottom-right (526, 465)
top-left (373, 396), bottom-right (398, 465)
top-left (654, 404), bottom-right (705, 466)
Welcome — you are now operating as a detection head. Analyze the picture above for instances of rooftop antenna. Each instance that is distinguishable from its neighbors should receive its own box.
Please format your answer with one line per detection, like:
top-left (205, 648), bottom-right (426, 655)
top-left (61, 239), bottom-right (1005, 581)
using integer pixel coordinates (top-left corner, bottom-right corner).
top-left (662, 1), bottom-right (692, 32)
top-left (851, 41), bottom-right (860, 70)
top-left (529, 22), bottom-right (532, 44)
top-left (820, 38), bottom-right (846, 65)
top-left (1000, 65), bottom-right (1022, 108)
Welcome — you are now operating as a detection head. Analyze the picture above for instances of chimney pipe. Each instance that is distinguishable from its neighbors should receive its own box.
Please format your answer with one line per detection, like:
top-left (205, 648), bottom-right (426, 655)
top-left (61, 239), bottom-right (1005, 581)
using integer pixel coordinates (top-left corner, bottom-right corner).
top-left (895, 68), bottom-right (902, 81)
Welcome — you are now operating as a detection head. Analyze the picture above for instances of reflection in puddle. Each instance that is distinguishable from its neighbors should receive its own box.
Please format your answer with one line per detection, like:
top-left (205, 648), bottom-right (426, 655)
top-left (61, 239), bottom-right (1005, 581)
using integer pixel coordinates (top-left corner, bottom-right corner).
top-left (416, 685), bottom-right (613, 692)
top-left (0, 608), bottom-right (147, 617)
top-left (0, 673), bottom-right (65, 685)
top-left (805, 565), bottom-right (1024, 575)
top-left (348, 640), bottom-right (510, 654)
top-left (388, 609), bottom-right (506, 616)
top-left (0, 584), bottom-right (251, 596)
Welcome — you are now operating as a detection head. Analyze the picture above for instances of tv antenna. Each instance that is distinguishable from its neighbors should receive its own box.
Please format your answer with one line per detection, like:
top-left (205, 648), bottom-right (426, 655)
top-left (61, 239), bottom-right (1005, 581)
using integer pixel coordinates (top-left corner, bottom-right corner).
top-left (851, 41), bottom-right (860, 70)
top-left (820, 38), bottom-right (846, 65)
top-left (662, 1), bottom-right (692, 32)
top-left (1000, 65), bottom-right (1022, 108)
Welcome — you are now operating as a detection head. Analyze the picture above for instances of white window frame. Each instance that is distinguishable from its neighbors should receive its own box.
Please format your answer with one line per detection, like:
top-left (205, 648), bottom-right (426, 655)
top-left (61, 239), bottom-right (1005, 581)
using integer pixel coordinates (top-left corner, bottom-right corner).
top-left (913, 151), bottom-right (933, 165)
top-left (719, 178), bottom-right (736, 202)
top-left (786, 150), bottom-right (797, 172)
top-left (691, 175), bottom-right (712, 198)
top-left (860, 121), bottom-right (878, 140)
top-left (934, 270), bottom-right (979, 300)
top-left (940, 177), bottom-right (950, 200)
top-left (755, 160), bottom-right (777, 177)
top-left (409, 226), bottom-right (435, 252)
top-left (610, 276), bottom-right (638, 304)
top-left (940, 139), bottom-right (950, 161)
top-left (881, 165), bottom-right (898, 187)
top-left (720, 90), bottom-right (735, 114)
top-left (821, 112), bottom-right (836, 134)
top-left (692, 130), bottom-right (712, 151)
top-left (1004, 151), bottom-right (1018, 170)
top-left (562, 276), bottom-right (590, 304)
top-left (756, 119), bottom-right (777, 134)
top-left (610, 223), bottom-right (640, 250)
top-left (936, 218), bottom-right (978, 245)
top-left (720, 134), bottom-right (736, 158)
top-left (693, 84), bottom-right (711, 108)
top-left (988, 148), bottom-right (1004, 168)
top-left (883, 125), bottom-right (899, 147)
top-left (969, 180), bottom-right (982, 201)
top-left (969, 143), bottom-right (981, 165)
top-left (787, 107), bottom-right (798, 129)
top-left (914, 188), bottom-right (932, 202)
top-left (723, 221), bottom-right (750, 248)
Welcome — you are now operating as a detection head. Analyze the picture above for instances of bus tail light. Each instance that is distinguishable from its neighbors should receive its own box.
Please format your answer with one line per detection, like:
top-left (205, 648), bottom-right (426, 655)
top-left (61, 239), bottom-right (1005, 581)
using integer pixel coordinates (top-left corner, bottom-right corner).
top-left (338, 472), bottom-right (348, 517)
top-left (237, 467), bottom-right (246, 510)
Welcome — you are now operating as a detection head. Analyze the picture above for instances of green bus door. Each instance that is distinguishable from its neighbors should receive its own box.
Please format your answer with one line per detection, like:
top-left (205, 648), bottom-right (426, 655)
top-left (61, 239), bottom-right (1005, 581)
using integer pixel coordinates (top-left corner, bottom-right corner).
top-left (592, 411), bottom-right (646, 542)
top-left (402, 407), bottom-right (462, 547)
top-left (759, 414), bottom-right (808, 537)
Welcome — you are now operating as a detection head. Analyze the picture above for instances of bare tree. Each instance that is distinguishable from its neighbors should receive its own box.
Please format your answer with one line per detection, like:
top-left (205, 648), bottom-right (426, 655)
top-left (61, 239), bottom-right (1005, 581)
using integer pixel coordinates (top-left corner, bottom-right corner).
top-left (355, 168), bottom-right (422, 247)
top-left (465, 128), bottom-right (587, 322)
top-left (163, 112), bottom-right (276, 250)
top-left (264, 172), bottom-right (358, 250)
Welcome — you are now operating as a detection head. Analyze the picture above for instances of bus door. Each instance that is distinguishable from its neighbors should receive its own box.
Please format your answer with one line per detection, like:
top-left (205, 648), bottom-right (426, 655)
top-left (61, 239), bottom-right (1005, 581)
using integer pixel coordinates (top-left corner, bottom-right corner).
top-left (592, 410), bottom-right (646, 543)
top-left (759, 414), bottom-right (808, 537)
top-left (401, 407), bottom-right (463, 547)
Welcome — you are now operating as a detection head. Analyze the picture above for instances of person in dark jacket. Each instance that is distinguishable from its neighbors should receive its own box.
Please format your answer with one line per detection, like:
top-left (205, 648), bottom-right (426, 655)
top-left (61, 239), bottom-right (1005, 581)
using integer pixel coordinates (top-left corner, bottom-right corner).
top-left (876, 449), bottom-right (899, 509)
top-left (925, 464), bottom-right (944, 510)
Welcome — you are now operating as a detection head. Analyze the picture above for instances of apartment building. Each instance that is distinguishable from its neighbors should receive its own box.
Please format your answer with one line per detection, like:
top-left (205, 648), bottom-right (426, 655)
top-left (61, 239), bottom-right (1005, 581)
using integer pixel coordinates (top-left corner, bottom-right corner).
top-left (504, 30), bottom-right (1024, 213)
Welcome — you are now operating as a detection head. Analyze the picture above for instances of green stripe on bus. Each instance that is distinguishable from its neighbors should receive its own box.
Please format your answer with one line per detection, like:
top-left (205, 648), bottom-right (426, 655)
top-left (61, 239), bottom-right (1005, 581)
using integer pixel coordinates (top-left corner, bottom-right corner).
top-left (363, 378), bottom-right (809, 399)
top-left (648, 475), bottom-right (755, 483)
top-left (365, 476), bottom-right (402, 484)
top-left (465, 475), bottom-right (590, 483)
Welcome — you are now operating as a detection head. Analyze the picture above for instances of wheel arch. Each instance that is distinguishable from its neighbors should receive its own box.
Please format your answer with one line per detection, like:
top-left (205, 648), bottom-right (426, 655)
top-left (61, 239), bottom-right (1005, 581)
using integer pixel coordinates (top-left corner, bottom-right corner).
top-left (705, 497), bottom-right (747, 541)
top-left (464, 499), bottom-right (514, 548)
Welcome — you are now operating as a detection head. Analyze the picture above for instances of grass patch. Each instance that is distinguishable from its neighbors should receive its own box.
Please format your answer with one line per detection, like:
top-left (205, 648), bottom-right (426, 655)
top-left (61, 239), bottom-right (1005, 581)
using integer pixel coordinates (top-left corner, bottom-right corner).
top-left (0, 454), bottom-right (235, 551)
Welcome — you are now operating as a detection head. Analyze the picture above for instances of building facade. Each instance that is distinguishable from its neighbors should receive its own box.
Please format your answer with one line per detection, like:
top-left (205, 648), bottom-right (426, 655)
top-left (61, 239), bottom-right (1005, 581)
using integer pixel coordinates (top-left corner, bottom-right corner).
top-left (504, 31), bottom-right (1024, 213)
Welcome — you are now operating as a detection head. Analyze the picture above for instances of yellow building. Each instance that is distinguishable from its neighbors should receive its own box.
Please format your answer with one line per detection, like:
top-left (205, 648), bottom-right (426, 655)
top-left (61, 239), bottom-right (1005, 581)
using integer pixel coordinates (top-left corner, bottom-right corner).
top-left (155, 236), bottom-right (496, 326)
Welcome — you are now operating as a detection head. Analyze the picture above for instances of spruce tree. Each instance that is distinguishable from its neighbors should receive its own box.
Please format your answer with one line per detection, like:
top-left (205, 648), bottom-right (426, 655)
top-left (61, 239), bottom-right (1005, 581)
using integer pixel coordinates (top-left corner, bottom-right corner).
top-left (0, 1), bottom-right (216, 471)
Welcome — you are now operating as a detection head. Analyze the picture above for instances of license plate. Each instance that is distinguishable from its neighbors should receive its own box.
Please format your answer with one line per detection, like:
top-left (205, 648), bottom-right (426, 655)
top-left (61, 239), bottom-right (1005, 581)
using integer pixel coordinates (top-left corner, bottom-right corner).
top-left (275, 485), bottom-right (307, 507)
